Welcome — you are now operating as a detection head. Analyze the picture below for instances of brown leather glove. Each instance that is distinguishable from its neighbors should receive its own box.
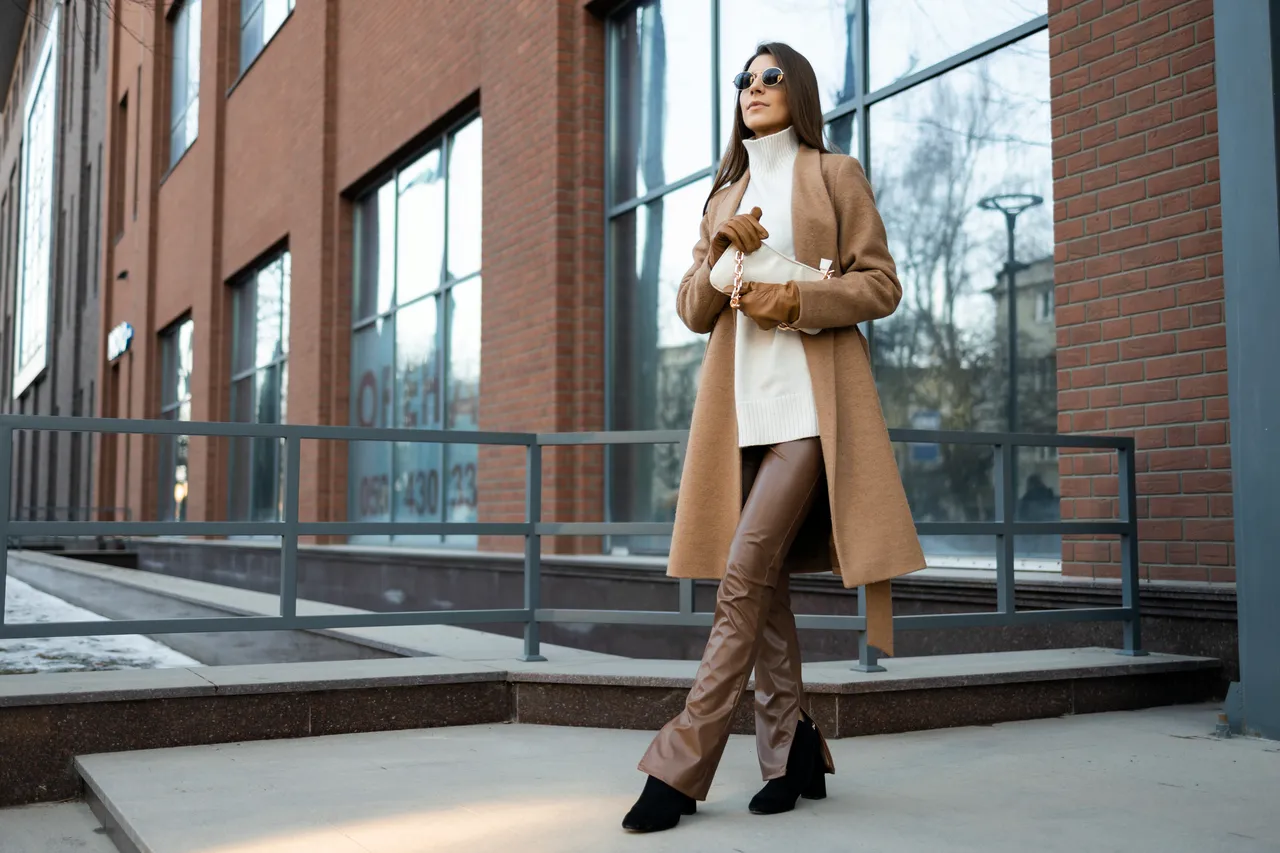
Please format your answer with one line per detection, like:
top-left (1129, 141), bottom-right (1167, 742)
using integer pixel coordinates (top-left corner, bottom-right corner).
top-left (710, 206), bottom-right (769, 265)
top-left (737, 281), bottom-right (801, 331)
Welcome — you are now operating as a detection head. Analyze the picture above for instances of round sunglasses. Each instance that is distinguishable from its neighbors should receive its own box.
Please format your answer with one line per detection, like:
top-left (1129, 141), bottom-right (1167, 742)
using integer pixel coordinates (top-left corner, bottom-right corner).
top-left (732, 67), bottom-right (785, 90)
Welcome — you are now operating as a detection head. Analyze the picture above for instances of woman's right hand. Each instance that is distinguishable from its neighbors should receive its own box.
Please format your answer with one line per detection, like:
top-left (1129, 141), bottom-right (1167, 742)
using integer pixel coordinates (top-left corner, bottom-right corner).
top-left (711, 206), bottom-right (769, 261)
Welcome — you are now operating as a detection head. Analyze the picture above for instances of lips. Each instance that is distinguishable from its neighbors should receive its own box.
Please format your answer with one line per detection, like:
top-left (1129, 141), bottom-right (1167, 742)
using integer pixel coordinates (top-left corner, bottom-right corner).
top-left (747, 100), bottom-right (767, 111)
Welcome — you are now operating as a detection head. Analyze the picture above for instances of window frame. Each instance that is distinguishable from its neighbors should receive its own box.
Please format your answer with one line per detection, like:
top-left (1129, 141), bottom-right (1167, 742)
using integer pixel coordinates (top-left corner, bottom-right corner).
top-left (168, 0), bottom-right (201, 169)
top-left (158, 316), bottom-right (194, 523)
top-left (227, 249), bottom-right (291, 523)
top-left (236, 0), bottom-right (297, 81)
top-left (348, 112), bottom-right (483, 547)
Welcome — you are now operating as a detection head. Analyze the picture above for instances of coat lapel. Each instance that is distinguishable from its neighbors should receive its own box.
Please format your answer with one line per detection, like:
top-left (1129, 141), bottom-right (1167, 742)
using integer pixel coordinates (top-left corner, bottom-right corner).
top-left (790, 148), bottom-right (838, 270)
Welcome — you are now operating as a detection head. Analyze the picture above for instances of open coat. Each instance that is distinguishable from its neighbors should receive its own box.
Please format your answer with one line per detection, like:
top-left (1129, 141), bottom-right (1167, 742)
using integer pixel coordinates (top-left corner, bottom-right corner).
top-left (667, 146), bottom-right (925, 654)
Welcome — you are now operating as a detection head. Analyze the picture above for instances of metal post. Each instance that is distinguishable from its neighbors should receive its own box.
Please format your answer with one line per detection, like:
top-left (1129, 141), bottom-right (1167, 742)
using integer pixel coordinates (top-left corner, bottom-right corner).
top-left (1003, 212), bottom-right (1019, 435)
top-left (522, 442), bottom-right (546, 661)
top-left (1117, 443), bottom-right (1147, 656)
top-left (279, 435), bottom-right (301, 620)
top-left (679, 578), bottom-right (694, 615)
top-left (994, 441), bottom-right (1016, 615)
top-left (853, 585), bottom-right (886, 673)
top-left (0, 427), bottom-right (11, 623)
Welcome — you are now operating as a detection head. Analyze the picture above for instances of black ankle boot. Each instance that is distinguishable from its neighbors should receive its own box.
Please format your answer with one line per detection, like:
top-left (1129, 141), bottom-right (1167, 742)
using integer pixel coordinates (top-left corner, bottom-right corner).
top-left (748, 711), bottom-right (834, 815)
top-left (622, 775), bottom-right (697, 833)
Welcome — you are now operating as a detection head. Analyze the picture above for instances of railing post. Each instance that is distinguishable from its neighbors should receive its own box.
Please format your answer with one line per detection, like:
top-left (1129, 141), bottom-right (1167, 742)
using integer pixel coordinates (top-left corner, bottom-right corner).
top-left (679, 578), bottom-right (694, 615)
top-left (522, 441), bottom-right (547, 662)
top-left (994, 441), bottom-right (1017, 615)
top-left (853, 585), bottom-right (886, 673)
top-left (279, 435), bottom-right (301, 621)
top-left (0, 426), bottom-right (11, 623)
top-left (1117, 442), bottom-right (1147, 656)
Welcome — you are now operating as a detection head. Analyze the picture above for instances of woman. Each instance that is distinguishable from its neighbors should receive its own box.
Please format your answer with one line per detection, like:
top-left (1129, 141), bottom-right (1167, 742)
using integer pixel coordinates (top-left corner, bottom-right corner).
top-left (622, 43), bottom-right (925, 833)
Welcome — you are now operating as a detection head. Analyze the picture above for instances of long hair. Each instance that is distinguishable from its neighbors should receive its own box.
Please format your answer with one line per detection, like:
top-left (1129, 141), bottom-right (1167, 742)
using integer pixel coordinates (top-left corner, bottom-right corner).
top-left (705, 42), bottom-right (830, 212)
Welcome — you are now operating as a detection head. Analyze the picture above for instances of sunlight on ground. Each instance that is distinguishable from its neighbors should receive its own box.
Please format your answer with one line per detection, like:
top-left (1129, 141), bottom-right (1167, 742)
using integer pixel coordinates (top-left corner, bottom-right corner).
top-left (193, 796), bottom-right (615, 853)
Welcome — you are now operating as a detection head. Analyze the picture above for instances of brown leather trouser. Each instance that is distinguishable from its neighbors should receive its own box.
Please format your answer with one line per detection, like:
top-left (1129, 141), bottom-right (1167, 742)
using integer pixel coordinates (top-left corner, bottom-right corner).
top-left (638, 437), bottom-right (825, 801)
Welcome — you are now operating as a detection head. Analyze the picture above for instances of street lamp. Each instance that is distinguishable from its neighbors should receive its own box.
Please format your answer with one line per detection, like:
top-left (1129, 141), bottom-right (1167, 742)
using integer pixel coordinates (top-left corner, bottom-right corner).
top-left (978, 193), bottom-right (1044, 434)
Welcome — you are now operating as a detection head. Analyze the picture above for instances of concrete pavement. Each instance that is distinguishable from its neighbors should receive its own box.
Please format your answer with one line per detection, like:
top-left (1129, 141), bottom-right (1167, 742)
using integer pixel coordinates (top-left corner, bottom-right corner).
top-left (62, 703), bottom-right (1279, 853)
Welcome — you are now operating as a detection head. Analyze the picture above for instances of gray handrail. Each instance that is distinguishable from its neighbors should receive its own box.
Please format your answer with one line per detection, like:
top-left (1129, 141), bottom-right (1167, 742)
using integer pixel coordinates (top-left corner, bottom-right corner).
top-left (0, 415), bottom-right (1144, 669)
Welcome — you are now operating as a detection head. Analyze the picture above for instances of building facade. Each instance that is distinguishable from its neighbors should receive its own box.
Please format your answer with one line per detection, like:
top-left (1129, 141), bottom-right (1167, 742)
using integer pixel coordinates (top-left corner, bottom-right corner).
top-left (86, 0), bottom-right (1229, 585)
top-left (1, 0), bottom-right (107, 525)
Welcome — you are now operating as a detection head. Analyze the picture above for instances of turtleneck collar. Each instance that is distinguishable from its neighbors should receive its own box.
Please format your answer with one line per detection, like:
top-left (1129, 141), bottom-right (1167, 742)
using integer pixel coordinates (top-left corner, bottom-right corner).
top-left (743, 126), bottom-right (800, 177)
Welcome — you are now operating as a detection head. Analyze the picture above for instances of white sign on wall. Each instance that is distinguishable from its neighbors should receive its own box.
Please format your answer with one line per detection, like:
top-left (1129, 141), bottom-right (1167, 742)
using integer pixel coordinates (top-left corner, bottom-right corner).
top-left (12, 5), bottom-right (59, 398)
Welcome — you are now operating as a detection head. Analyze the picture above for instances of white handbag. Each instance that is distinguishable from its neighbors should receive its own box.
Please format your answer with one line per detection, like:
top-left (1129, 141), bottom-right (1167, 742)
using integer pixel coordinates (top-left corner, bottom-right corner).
top-left (708, 243), bottom-right (835, 335)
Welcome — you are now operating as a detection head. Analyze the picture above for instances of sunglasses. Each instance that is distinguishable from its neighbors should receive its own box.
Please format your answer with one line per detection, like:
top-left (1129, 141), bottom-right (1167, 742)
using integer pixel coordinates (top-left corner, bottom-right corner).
top-left (732, 67), bottom-right (785, 90)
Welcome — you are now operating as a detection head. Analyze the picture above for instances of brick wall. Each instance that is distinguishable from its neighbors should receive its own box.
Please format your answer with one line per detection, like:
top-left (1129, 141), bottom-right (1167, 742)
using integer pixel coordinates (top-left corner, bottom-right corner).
top-left (1049, 0), bottom-right (1232, 582)
top-left (98, 0), bottom-right (607, 552)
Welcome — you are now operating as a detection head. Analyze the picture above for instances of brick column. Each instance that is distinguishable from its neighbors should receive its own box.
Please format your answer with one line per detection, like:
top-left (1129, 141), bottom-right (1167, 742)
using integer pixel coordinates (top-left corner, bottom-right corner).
top-left (1049, 0), bottom-right (1232, 582)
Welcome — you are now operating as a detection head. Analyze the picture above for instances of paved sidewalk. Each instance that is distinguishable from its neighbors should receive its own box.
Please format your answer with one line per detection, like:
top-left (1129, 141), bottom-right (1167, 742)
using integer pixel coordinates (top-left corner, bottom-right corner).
top-left (66, 703), bottom-right (1280, 853)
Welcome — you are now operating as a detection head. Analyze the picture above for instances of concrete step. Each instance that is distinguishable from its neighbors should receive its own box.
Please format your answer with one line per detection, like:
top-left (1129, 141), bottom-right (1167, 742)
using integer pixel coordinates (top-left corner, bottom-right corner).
top-left (72, 705), bottom-right (1280, 853)
top-left (1, 648), bottom-right (1223, 810)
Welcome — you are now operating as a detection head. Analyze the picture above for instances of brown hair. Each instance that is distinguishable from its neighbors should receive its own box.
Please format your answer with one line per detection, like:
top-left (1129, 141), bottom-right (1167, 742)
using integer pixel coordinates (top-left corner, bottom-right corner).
top-left (705, 42), bottom-right (831, 212)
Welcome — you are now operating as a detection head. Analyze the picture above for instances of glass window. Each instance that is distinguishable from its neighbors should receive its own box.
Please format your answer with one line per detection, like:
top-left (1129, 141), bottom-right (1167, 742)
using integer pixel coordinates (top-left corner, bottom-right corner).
top-left (870, 29), bottom-right (1054, 559)
top-left (159, 318), bottom-right (194, 523)
top-left (349, 117), bottom-right (482, 547)
top-left (169, 0), bottom-right (201, 167)
top-left (13, 5), bottom-right (58, 397)
top-left (605, 2), bottom-right (1057, 568)
top-left (608, 177), bottom-right (710, 553)
top-left (229, 251), bottom-right (291, 522)
top-left (868, 0), bottom-right (1043, 91)
top-left (240, 0), bottom-right (295, 74)
top-left (610, 0), bottom-right (713, 202)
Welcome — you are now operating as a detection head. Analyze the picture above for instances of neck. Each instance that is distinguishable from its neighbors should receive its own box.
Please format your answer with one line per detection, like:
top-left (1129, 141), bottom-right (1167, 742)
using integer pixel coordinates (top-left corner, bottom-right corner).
top-left (743, 126), bottom-right (799, 177)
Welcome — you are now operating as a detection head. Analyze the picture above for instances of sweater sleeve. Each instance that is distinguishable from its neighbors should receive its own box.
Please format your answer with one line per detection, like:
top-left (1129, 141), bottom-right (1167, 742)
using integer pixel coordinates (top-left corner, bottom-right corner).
top-left (793, 157), bottom-right (903, 330)
top-left (676, 207), bottom-right (730, 335)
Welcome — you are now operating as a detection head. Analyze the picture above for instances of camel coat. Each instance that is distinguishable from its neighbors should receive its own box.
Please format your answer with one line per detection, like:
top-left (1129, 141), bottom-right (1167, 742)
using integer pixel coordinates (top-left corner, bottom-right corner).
top-left (668, 147), bottom-right (926, 655)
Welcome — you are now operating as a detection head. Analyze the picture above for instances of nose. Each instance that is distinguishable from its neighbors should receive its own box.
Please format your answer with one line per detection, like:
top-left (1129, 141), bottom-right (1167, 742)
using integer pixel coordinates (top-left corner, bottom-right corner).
top-left (749, 76), bottom-right (766, 96)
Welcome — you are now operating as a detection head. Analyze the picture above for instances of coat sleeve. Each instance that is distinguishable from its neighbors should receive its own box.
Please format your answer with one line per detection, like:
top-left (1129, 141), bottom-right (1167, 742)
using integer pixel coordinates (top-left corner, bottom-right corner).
top-left (793, 157), bottom-right (903, 331)
top-left (676, 208), bottom-right (730, 335)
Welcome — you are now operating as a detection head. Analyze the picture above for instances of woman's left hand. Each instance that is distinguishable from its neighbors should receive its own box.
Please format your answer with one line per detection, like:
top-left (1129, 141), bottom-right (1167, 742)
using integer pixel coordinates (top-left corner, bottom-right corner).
top-left (737, 281), bottom-right (801, 331)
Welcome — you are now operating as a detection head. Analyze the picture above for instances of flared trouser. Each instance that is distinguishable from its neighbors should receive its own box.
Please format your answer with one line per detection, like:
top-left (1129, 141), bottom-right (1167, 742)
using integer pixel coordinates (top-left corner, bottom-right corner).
top-left (638, 437), bottom-right (825, 801)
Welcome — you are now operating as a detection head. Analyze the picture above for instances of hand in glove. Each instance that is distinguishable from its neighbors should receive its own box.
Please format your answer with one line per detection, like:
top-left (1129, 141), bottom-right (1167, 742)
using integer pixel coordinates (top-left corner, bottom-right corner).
top-left (710, 206), bottom-right (769, 265)
top-left (736, 281), bottom-right (802, 331)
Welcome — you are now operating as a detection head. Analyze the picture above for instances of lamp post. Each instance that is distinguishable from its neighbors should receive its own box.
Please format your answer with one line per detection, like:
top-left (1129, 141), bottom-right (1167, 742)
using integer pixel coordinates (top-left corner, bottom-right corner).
top-left (978, 193), bottom-right (1044, 434)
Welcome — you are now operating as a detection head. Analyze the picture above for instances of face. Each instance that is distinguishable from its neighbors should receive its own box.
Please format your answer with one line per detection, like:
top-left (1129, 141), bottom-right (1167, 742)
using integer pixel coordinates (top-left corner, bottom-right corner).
top-left (739, 54), bottom-right (791, 137)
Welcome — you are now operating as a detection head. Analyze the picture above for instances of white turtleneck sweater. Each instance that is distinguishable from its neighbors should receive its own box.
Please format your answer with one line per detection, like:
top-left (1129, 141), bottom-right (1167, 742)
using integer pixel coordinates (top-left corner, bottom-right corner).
top-left (733, 126), bottom-right (820, 448)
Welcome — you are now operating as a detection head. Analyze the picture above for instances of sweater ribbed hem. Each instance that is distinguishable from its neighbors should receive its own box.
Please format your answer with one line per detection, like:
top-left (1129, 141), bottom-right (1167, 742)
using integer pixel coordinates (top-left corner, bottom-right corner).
top-left (737, 393), bottom-right (820, 448)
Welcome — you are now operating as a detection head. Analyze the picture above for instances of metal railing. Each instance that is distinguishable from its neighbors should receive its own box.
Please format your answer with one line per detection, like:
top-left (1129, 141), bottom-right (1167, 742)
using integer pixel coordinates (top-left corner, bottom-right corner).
top-left (0, 415), bottom-right (1146, 669)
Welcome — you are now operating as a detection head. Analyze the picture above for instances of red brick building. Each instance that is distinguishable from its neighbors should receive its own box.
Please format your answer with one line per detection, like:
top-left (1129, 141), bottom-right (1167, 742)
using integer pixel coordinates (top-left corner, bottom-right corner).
top-left (91, 0), bottom-right (1232, 589)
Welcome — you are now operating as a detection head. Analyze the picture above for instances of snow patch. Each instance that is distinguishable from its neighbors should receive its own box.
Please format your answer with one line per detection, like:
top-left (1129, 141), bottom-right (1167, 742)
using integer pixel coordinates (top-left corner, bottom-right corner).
top-left (2, 578), bottom-right (200, 674)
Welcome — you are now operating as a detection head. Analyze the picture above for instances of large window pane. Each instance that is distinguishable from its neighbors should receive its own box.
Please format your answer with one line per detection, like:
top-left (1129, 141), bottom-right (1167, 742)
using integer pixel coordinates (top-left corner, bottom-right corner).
top-left (229, 377), bottom-right (253, 522)
top-left (396, 149), bottom-right (445, 305)
top-left (869, 0), bottom-right (1043, 92)
top-left (608, 177), bottom-right (710, 552)
top-left (350, 317), bottom-right (395, 535)
top-left (159, 319), bottom-right (194, 524)
top-left (445, 278), bottom-right (481, 547)
top-left (610, 0), bottom-right (713, 202)
top-left (392, 297), bottom-right (442, 541)
top-left (719, 0), bottom-right (859, 146)
top-left (14, 6), bottom-right (57, 396)
top-left (254, 260), bottom-right (286, 368)
top-left (251, 366), bottom-right (284, 522)
top-left (870, 32), bottom-right (1054, 556)
top-left (447, 118), bottom-right (483, 279)
top-left (354, 182), bottom-right (395, 321)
